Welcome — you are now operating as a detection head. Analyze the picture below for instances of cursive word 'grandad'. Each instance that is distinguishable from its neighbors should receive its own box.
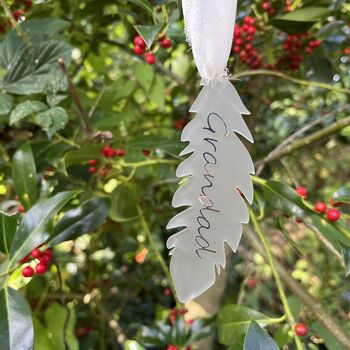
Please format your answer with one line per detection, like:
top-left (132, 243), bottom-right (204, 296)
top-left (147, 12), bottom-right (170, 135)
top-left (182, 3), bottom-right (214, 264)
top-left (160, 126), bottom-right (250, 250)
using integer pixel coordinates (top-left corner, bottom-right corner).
top-left (195, 112), bottom-right (228, 259)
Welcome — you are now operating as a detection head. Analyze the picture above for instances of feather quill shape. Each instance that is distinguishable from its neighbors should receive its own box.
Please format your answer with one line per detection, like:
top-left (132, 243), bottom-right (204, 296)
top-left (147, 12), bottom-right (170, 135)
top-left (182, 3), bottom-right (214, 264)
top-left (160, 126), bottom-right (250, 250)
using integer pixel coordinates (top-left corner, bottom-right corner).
top-left (167, 79), bottom-right (255, 303)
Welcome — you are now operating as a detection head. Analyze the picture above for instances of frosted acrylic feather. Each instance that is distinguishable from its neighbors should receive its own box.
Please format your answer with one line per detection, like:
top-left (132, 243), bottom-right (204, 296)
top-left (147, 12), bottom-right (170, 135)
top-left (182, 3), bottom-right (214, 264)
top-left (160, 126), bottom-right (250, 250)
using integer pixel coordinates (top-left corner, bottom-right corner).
top-left (167, 79), bottom-right (255, 303)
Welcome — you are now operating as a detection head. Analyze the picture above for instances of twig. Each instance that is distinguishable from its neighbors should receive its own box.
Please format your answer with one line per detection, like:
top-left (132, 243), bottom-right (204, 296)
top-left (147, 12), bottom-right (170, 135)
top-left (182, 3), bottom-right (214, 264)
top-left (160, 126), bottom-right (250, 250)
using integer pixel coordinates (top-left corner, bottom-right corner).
top-left (243, 227), bottom-right (350, 350)
top-left (0, 0), bottom-right (32, 51)
top-left (231, 69), bottom-right (350, 95)
top-left (137, 204), bottom-right (182, 308)
top-left (249, 208), bottom-right (303, 350)
top-left (304, 220), bottom-right (345, 267)
top-left (256, 114), bottom-right (350, 173)
top-left (55, 262), bottom-right (71, 350)
top-left (58, 59), bottom-right (92, 137)
top-left (256, 105), bottom-right (350, 175)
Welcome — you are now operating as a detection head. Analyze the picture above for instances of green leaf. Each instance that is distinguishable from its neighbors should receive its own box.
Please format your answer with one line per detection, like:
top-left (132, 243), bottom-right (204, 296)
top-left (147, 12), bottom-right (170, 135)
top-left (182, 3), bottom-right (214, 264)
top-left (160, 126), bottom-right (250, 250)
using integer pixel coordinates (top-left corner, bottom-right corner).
top-left (33, 303), bottom-right (78, 350)
top-left (135, 62), bottom-right (155, 92)
top-left (10, 100), bottom-right (48, 125)
top-left (218, 305), bottom-right (271, 346)
top-left (272, 7), bottom-right (330, 33)
top-left (12, 143), bottom-right (38, 209)
top-left (0, 212), bottom-right (17, 255)
top-left (244, 320), bottom-right (279, 350)
top-left (340, 244), bottom-right (350, 277)
top-left (109, 185), bottom-right (139, 222)
top-left (134, 24), bottom-right (163, 49)
top-left (0, 287), bottom-right (34, 350)
top-left (1, 40), bottom-right (72, 95)
top-left (125, 340), bottom-right (146, 350)
top-left (332, 187), bottom-right (350, 204)
top-left (149, 75), bottom-right (165, 109)
top-left (9, 191), bottom-right (80, 267)
top-left (34, 107), bottom-right (68, 139)
top-left (64, 144), bottom-right (102, 169)
top-left (127, 0), bottom-right (153, 16)
top-left (0, 93), bottom-right (13, 116)
top-left (310, 214), bottom-right (350, 248)
top-left (260, 181), bottom-right (311, 218)
top-left (50, 197), bottom-right (110, 246)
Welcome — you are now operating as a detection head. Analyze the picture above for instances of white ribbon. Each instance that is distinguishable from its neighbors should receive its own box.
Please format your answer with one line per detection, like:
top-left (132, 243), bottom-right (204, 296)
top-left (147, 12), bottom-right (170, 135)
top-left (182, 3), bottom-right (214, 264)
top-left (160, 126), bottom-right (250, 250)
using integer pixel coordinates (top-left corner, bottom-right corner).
top-left (182, 0), bottom-right (238, 82)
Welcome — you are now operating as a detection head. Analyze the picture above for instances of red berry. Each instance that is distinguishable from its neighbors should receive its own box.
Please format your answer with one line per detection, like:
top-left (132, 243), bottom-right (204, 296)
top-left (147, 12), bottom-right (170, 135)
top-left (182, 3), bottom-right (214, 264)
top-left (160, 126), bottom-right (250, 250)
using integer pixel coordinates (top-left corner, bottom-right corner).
top-left (134, 36), bottom-right (146, 49)
top-left (294, 323), bottom-right (308, 337)
top-left (12, 10), bottom-right (25, 21)
top-left (102, 146), bottom-right (111, 157)
top-left (233, 46), bottom-right (240, 53)
top-left (20, 255), bottom-right (30, 264)
top-left (107, 149), bottom-right (118, 158)
top-left (244, 16), bottom-right (256, 26)
top-left (164, 288), bottom-right (172, 296)
top-left (142, 149), bottom-right (151, 157)
top-left (235, 38), bottom-right (243, 46)
top-left (116, 148), bottom-right (126, 157)
top-left (18, 205), bottom-right (25, 213)
top-left (24, 0), bottom-right (33, 9)
top-left (174, 119), bottom-right (186, 130)
top-left (327, 209), bottom-right (340, 222)
top-left (89, 167), bottom-right (97, 173)
top-left (262, 1), bottom-right (271, 10)
top-left (134, 45), bottom-right (144, 56)
top-left (22, 266), bottom-right (35, 278)
top-left (247, 26), bottom-right (256, 35)
top-left (99, 168), bottom-right (108, 177)
top-left (344, 48), bottom-right (350, 55)
top-left (247, 278), bottom-right (257, 289)
top-left (305, 47), bottom-right (313, 54)
top-left (314, 201), bottom-right (327, 214)
top-left (31, 248), bottom-right (42, 259)
top-left (145, 53), bottom-right (155, 65)
top-left (88, 159), bottom-right (98, 166)
top-left (245, 43), bottom-right (253, 51)
top-left (160, 38), bottom-right (172, 49)
top-left (167, 346), bottom-right (178, 350)
top-left (296, 186), bottom-right (308, 198)
top-left (35, 263), bottom-right (47, 275)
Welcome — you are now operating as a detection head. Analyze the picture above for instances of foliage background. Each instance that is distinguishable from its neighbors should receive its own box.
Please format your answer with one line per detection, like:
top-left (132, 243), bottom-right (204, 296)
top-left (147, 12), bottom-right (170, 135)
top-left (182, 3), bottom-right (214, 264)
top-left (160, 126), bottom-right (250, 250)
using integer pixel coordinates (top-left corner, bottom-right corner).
top-left (0, 0), bottom-right (350, 349)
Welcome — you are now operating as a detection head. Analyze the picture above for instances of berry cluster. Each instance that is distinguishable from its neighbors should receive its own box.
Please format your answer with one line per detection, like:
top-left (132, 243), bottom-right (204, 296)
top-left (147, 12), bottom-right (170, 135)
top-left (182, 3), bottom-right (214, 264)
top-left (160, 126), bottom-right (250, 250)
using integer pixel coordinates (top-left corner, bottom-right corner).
top-left (88, 146), bottom-right (125, 175)
top-left (233, 17), bottom-right (262, 69)
top-left (167, 308), bottom-right (192, 350)
top-left (133, 34), bottom-right (172, 65)
top-left (279, 34), bottom-right (320, 70)
top-left (21, 246), bottom-right (53, 278)
top-left (295, 186), bottom-right (341, 222)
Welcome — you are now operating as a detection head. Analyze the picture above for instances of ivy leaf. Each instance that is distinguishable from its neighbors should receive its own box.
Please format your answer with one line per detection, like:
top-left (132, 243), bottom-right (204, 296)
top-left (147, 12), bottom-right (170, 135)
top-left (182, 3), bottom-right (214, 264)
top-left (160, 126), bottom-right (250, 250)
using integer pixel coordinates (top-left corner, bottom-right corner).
top-left (0, 212), bottom-right (17, 255)
top-left (0, 93), bottom-right (13, 116)
top-left (1, 40), bottom-right (72, 95)
top-left (134, 24), bottom-right (163, 48)
top-left (9, 191), bottom-right (80, 268)
top-left (10, 100), bottom-right (48, 125)
top-left (244, 320), bottom-right (279, 350)
top-left (0, 287), bottom-right (34, 350)
top-left (49, 198), bottom-right (110, 246)
top-left (12, 143), bottom-right (38, 210)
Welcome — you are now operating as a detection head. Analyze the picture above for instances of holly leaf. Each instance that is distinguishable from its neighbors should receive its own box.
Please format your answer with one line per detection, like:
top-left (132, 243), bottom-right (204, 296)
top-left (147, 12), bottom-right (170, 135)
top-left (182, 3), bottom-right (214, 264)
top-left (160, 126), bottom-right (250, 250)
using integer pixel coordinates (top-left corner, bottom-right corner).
top-left (8, 191), bottom-right (80, 268)
top-left (12, 143), bottom-right (38, 209)
top-left (332, 187), bottom-right (350, 204)
top-left (0, 212), bottom-right (17, 255)
top-left (0, 287), bottom-right (34, 350)
top-left (244, 320), bottom-right (279, 350)
top-left (109, 185), bottom-right (139, 222)
top-left (134, 24), bottom-right (163, 48)
top-left (49, 197), bottom-right (110, 246)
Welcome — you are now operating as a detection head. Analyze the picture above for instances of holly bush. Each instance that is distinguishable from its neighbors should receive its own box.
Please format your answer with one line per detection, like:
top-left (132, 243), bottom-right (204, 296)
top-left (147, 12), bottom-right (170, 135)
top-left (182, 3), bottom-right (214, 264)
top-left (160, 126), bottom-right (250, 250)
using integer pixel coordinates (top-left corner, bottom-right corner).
top-left (0, 0), bottom-right (349, 350)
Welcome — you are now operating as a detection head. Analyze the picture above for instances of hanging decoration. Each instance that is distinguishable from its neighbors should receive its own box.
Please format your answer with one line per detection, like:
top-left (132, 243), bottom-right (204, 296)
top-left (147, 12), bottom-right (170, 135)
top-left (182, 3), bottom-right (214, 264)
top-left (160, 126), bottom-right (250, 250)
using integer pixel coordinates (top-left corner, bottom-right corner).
top-left (167, 0), bottom-right (255, 303)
